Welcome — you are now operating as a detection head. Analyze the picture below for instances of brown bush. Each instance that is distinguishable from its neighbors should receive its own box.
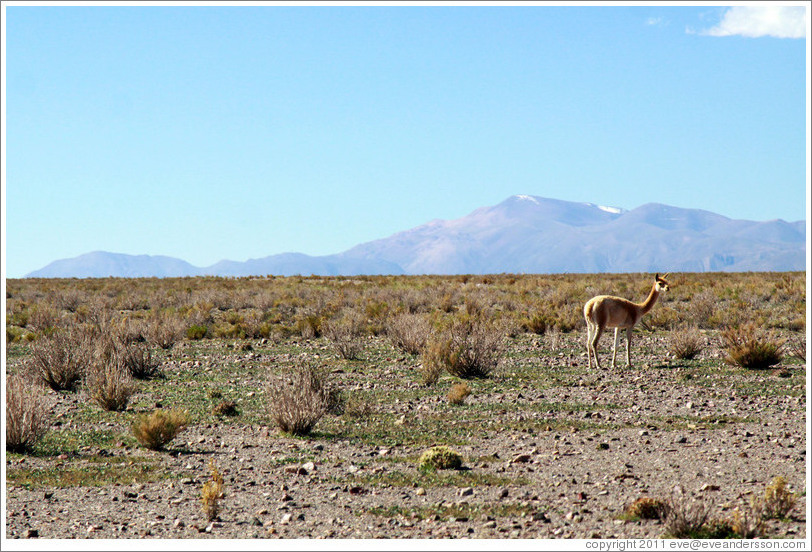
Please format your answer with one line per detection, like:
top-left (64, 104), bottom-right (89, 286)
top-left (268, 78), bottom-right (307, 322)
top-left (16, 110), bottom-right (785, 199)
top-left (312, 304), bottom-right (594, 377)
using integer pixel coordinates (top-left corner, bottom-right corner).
top-left (267, 364), bottom-right (332, 436)
top-left (386, 312), bottom-right (431, 356)
top-left (144, 312), bottom-right (184, 349)
top-left (625, 497), bottom-right (669, 520)
top-left (84, 336), bottom-right (137, 412)
top-left (6, 374), bottom-right (50, 453)
top-left (132, 409), bottom-right (190, 450)
top-left (324, 313), bottom-right (365, 360)
top-left (668, 326), bottom-right (705, 360)
top-left (422, 315), bottom-right (506, 379)
top-left (28, 328), bottom-right (90, 392)
top-left (722, 323), bottom-right (784, 370)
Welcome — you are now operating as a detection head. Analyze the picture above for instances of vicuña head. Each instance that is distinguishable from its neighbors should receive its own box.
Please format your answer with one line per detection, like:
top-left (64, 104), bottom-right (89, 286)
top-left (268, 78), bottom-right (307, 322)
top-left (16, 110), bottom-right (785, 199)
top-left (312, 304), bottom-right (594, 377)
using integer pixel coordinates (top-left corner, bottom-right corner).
top-left (584, 273), bottom-right (671, 370)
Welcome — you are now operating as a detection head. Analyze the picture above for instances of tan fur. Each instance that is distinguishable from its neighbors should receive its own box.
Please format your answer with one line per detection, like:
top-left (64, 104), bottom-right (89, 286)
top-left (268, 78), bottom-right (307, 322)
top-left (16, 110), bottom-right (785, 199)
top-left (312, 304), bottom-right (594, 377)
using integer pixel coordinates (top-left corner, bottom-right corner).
top-left (584, 274), bottom-right (670, 369)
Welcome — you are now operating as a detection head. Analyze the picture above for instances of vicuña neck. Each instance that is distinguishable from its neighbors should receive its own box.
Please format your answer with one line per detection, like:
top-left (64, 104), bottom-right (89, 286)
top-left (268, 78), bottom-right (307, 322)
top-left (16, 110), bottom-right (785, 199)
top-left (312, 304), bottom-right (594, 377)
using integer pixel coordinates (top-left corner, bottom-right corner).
top-left (638, 284), bottom-right (660, 315)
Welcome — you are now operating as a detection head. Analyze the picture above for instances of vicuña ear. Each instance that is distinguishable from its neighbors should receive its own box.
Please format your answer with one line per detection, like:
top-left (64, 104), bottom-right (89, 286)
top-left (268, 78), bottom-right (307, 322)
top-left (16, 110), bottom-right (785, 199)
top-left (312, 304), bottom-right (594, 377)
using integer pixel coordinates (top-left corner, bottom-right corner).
top-left (661, 273), bottom-right (670, 279)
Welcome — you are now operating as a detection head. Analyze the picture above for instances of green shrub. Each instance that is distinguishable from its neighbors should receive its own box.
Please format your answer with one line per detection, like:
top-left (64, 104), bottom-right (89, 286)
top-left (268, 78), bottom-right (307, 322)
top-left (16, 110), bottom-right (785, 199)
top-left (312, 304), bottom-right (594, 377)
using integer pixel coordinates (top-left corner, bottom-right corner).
top-left (186, 324), bottom-right (208, 340)
top-left (418, 446), bottom-right (463, 471)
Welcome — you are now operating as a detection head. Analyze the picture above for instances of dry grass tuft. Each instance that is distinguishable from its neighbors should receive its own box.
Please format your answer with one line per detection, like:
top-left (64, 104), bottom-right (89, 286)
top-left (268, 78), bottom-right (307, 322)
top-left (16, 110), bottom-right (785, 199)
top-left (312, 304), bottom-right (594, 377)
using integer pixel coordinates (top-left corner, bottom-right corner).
top-left (625, 497), bottom-right (669, 520)
top-left (201, 459), bottom-right (225, 521)
top-left (121, 342), bottom-right (162, 380)
top-left (722, 323), bottom-right (784, 370)
top-left (6, 374), bottom-right (50, 453)
top-left (212, 400), bottom-right (239, 417)
top-left (84, 336), bottom-right (137, 412)
top-left (386, 313), bottom-right (431, 356)
top-left (324, 314), bottom-right (365, 360)
top-left (447, 382), bottom-right (472, 405)
top-left (761, 476), bottom-right (795, 519)
top-left (131, 409), bottom-right (190, 451)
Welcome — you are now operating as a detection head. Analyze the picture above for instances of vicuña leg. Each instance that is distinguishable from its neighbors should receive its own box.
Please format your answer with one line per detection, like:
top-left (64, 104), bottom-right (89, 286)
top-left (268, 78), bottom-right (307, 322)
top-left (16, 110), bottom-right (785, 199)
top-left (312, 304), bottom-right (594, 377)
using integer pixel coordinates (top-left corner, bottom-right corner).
top-left (626, 329), bottom-right (632, 367)
top-left (589, 325), bottom-right (603, 369)
top-left (611, 328), bottom-right (620, 368)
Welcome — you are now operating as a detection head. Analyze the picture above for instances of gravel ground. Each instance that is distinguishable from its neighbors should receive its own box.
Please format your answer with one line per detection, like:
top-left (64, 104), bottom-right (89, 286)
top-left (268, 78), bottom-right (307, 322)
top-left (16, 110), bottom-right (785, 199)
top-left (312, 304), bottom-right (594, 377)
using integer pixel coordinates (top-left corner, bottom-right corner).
top-left (5, 331), bottom-right (807, 542)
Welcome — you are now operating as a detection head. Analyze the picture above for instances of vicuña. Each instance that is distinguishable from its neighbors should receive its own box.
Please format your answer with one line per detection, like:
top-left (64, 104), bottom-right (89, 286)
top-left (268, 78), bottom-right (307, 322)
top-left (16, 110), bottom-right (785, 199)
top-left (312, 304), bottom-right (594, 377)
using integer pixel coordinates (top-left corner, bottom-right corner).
top-left (584, 273), bottom-right (670, 369)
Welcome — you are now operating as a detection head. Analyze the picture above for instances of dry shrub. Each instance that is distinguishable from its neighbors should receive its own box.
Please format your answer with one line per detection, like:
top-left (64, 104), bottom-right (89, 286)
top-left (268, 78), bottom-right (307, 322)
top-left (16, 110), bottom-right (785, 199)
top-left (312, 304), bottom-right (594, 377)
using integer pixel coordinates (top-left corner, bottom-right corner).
top-left (212, 400), bottom-right (239, 417)
top-left (324, 313), bottom-right (364, 360)
top-left (787, 338), bottom-right (805, 362)
top-left (662, 491), bottom-right (735, 539)
top-left (625, 497), bottom-right (669, 520)
top-left (121, 342), bottom-right (162, 380)
top-left (668, 325), bottom-right (705, 360)
top-left (662, 491), bottom-right (713, 538)
top-left (386, 313), bottom-right (431, 355)
top-left (6, 374), bottom-right (50, 453)
top-left (422, 315), bottom-right (506, 379)
top-left (85, 336), bottom-right (137, 411)
top-left (132, 409), bottom-right (190, 450)
top-left (729, 502), bottom-right (765, 539)
top-left (267, 364), bottom-right (331, 436)
top-left (447, 382), bottom-right (472, 405)
top-left (343, 395), bottom-right (375, 419)
top-left (722, 322), bottom-right (784, 370)
top-left (201, 459), bottom-right (225, 521)
top-left (144, 312), bottom-right (184, 350)
top-left (294, 311), bottom-right (324, 339)
top-left (420, 357), bottom-right (444, 386)
top-left (519, 312), bottom-right (549, 335)
top-left (761, 476), bottom-right (795, 519)
top-left (687, 289), bottom-right (717, 328)
top-left (28, 328), bottom-right (91, 392)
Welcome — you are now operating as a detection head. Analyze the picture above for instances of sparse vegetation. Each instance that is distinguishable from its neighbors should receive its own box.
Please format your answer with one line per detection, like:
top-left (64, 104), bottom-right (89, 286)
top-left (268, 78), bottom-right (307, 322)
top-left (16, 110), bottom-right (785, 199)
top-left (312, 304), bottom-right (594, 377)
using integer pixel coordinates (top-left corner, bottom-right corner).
top-left (27, 327), bottom-right (90, 392)
top-left (3, 272), bottom-right (806, 539)
top-left (624, 497), bottom-right (669, 521)
top-left (761, 476), bottom-right (796, 520)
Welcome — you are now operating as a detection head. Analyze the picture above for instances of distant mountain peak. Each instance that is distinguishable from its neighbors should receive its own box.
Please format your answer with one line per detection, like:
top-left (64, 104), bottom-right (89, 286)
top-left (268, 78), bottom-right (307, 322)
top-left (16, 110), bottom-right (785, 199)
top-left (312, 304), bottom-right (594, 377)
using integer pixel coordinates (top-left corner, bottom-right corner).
top-left (24, 195), bottom-right (805, 278)
top-left (513, 194), bottom-right (540, 204)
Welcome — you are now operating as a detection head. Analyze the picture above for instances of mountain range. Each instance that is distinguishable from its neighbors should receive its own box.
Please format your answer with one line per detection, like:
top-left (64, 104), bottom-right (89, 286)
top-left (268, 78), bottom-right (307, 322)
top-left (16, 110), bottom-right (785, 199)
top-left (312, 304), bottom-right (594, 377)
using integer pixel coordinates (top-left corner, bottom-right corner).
top-left (25, 195), bottom-right (806, 278)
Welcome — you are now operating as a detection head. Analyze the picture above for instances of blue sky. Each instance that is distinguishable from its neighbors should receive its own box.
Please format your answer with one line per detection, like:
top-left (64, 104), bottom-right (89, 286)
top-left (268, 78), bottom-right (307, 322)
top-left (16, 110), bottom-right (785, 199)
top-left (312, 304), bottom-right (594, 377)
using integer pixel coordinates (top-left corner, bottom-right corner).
top-left (2, 3), bottom-right (809, 278)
